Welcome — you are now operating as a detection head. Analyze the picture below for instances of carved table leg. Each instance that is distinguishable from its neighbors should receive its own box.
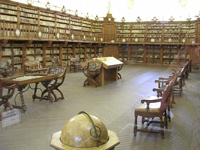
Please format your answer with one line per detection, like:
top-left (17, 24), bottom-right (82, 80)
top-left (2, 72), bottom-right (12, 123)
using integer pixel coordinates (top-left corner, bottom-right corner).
top-left (12, 85), bottom-right (27, 113)
top-left (32, 82), bottom-right (39, 101)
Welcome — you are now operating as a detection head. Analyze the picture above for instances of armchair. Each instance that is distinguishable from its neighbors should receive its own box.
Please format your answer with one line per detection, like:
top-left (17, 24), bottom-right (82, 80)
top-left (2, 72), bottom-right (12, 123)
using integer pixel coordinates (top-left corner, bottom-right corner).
top-left (24, 60), bottom-right (48, 74)
top-left (82, 62), bottom-right (102, 87)
top-left (0, 62), bottom-right (18, 77)
top-left (70, 57), bottom-right (81, 72)
top-left (51, 56), bottom-right (62, 66)
top-left (41, 66), bottom-right (67, 102)
top-left (134, 81), bottom-right (172, 139)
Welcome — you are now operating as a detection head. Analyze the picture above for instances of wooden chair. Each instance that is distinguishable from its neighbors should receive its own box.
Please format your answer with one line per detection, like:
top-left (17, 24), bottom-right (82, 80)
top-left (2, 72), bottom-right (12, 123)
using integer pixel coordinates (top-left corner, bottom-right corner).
top-left (134, 81), bottom-right (172, 139)
top-left (82, 62), bottom-right (102, 87)
top-left (172, 66), bottom-right (187, 97)
top-left (0, 62), bottom-right (18, 77)
top-left (24, 60), bottom-right (48, 74)
top-left (70, 57), bottom-right (81, 72)
top-left (0, 78), bottom-right (16, 110)
top-left (153, 72), bottom-right (178, 107)
top-left (51, 56), bottom-right (62, 66)
top-left (41, 66), bottom-right (67, 102)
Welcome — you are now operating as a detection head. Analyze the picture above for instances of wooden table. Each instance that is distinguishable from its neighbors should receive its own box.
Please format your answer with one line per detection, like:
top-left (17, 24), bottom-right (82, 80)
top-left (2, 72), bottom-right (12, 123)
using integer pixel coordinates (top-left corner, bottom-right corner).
top-left (82, 57), bottom-right (123, 86)
top-left (1, 73), bottom-right (56, 112)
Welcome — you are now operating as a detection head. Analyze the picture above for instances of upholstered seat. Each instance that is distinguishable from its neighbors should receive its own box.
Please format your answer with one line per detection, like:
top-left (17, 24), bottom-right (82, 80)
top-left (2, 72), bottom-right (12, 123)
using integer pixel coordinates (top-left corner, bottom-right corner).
top-left (135, 96), bottom-right (161, 113)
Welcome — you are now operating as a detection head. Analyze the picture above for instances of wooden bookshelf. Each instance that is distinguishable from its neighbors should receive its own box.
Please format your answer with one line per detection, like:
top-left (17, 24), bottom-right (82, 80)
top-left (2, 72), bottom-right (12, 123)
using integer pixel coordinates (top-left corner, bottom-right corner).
top-left (0, 0), bottom-right (200, 69)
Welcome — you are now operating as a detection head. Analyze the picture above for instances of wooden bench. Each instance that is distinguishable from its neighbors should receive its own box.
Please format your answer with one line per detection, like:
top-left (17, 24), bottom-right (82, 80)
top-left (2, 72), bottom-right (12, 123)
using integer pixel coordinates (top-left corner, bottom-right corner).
top-left (24, 61), bottom-right (48, 74)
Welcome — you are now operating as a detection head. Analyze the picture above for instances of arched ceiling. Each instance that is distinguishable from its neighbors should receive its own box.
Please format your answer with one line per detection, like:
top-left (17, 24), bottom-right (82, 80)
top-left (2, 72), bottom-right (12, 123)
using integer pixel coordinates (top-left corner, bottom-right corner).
top-left (11, 0), bottom-right (200, 22)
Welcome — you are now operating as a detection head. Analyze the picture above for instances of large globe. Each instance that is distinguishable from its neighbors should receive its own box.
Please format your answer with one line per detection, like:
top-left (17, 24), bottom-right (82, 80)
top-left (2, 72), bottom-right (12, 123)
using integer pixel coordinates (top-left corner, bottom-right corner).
top-left (60, 112), bottom-right (109, 148)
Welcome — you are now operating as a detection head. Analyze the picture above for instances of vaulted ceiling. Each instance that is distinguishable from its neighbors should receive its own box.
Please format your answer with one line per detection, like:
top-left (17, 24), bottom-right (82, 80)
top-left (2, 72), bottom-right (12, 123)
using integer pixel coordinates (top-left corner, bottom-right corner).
top-left (11, 0), bottom-right (200, 22)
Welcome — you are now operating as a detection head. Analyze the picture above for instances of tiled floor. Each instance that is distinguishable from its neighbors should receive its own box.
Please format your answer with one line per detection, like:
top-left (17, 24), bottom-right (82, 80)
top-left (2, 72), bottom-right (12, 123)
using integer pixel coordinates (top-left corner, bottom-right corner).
top-left (0, 65), bottom-right (199, 150)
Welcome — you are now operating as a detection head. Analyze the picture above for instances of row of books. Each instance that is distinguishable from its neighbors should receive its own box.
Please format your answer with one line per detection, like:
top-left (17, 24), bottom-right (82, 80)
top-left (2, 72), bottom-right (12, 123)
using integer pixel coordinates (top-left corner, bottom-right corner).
top-left (20, 12), bottom-right (38, 18)
top-left (40, 16), bottom-right (55, 21)
top-left (0, 4), bottom-right (17, 10)
top-left (20, 17), bottom-right (38, 24)
top-left (0, 14), bottom-right (17, 21)
top-left (57, 18), bottom-right (69, 24)
top-left (0, 9), bottom-right (17, 15)
top-left (20, 7), bottom-right (37, 13)
top-left (57, 23), bottom-right (69, 28)
top-left (2, 48), bottom-right (22, 55)
top-left (40, 11), bottom-right (54, 17)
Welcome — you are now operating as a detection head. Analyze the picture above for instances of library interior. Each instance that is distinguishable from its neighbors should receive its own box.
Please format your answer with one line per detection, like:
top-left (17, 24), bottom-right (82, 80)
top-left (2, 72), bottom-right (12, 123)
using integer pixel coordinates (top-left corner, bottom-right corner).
top-left (0, 0), bottom-right (200, 150)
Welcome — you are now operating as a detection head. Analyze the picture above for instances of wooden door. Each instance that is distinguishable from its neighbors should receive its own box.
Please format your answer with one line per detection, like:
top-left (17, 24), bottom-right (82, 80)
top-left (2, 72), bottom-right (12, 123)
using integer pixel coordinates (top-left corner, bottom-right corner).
top-left (103, 45), bottom-right (119, 58)
top-left (103, 23), bottom-right (116, 42)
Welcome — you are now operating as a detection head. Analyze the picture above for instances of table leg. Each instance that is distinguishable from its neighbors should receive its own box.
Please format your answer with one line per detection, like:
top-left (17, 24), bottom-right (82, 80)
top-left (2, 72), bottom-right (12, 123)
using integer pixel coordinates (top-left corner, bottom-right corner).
top-left (32, 82), bottom-right (39, 101)
top-left (12, 85), bottom-right (27, 113)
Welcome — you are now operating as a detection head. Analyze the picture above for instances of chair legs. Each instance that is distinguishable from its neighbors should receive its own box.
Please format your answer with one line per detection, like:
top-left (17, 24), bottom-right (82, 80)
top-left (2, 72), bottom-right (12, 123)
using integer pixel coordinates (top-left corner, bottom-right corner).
top-left (41, 85), bottom-right (64, 102)
top-left (83, 77), bottom-right (100, 87)
top-left (134, 115), bottom-right (138, 136)
top-left (134, 114), bottom-right (168, 139)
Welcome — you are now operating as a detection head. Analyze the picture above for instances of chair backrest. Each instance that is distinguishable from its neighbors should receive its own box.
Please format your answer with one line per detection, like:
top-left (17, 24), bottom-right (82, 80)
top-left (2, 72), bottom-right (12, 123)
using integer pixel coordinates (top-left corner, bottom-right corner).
top-left (24, 61), bottom-right (41, 69)
top-left (24, 60), bottom-right (41, 73)
top-left (48, 66), bottom-right (66, 78)
top-left (70, 57), bottom-right (80, 64)
top-left (0, 61), bottom-right (15, 77)
top-left (52, 57), bottom-right (61, 66)
top-left (160, 81), bottom-right (172, 112)
top-left (88, 62), bottom-right (101, 72)
top-left (0, 62), bottom-right (10, 69)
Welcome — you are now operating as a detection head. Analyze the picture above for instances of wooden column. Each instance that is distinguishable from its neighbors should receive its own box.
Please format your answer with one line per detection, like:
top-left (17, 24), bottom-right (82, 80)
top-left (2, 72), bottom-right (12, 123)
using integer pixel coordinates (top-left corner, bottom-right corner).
top-left (160, 45), bottom-right (163, 64)
top-left (0, 40), bottom-right (8, 61)
top-left (128, 45), bottom-right (131, 62)
top-left (84, 45), bottom-right (87, 61)
top-left (42, 43), bottom-right (47, 67)
top-left (144, 45), bottom-right (147, 64)
top-left (43, 41), bottom-right (52, 67)
top-left (94, 46), bottom-right (97, 57)
top-left (22, 40), bottom-right (32, 70)
top-left (177, 45), bottom-right (180, 65)
top-left (59, 42), bottom-right (68, 65)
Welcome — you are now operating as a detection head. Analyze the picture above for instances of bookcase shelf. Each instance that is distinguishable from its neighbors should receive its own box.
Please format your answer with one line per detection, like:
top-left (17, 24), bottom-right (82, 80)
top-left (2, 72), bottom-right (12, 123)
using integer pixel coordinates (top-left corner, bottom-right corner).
top-left (0, 0), bottom-right (199, 69)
